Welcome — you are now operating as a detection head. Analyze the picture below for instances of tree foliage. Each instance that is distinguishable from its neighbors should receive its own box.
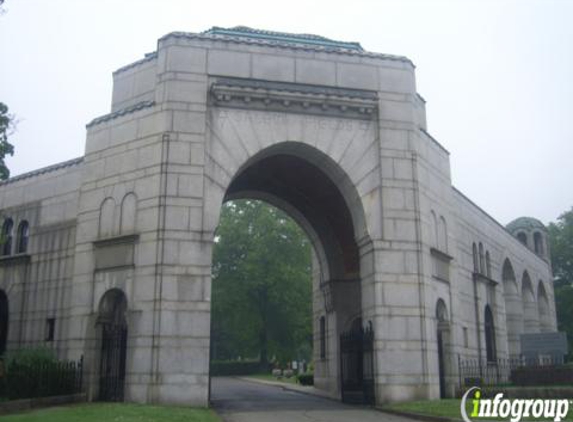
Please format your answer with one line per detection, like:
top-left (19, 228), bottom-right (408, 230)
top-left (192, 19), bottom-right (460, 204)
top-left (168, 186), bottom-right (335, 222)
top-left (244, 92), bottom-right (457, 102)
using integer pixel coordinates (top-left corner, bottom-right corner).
top-left (211, 199), bottom-right (312, 365)
top-left (548, 208), bottom-right (573, 287)
top-left (548, 207), bottom-right (573, 353)
top-left (0, 102), bottom-right (15, 180)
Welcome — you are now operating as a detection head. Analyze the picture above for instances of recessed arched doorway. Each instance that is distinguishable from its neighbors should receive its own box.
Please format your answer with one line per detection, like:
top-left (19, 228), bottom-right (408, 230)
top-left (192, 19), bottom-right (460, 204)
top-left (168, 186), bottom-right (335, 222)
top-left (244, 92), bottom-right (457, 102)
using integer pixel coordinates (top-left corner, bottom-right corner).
top-left (97, 288), bottom-right (128, 402)
top-left (209, 141), bottom-right (374, 404)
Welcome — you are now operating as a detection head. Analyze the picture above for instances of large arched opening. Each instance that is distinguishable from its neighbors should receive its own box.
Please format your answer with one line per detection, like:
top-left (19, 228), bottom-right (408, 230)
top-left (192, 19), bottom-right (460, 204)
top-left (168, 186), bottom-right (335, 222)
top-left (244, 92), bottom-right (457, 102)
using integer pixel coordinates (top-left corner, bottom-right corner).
top-left (537, 281), bottom-right (552, 332)
top-left (209, 142), bottom-right (373, 403)
top-left (521, 272), bottom-right (539, 334)
top-left (501, 259), bottom-right (523, 356)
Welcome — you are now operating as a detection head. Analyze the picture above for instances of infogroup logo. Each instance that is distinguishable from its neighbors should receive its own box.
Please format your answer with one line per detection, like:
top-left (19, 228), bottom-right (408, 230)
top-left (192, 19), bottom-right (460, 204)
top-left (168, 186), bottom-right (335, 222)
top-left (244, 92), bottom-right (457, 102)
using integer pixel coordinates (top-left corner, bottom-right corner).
top-left (461, 387), bottom-right (570, 422)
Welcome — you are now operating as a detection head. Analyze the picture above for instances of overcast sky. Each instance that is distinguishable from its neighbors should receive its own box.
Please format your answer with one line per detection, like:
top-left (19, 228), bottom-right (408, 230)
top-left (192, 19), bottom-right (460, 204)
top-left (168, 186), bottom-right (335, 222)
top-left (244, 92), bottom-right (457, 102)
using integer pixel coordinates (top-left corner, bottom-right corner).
top-left (0, 0), bottom-right (571, 225)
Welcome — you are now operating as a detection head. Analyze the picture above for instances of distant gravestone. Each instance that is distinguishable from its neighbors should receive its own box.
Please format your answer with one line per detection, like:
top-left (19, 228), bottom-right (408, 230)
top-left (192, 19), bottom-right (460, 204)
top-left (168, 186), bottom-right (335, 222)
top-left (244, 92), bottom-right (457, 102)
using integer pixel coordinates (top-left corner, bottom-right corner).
top-left (520, 332), bottom-right (568, 362)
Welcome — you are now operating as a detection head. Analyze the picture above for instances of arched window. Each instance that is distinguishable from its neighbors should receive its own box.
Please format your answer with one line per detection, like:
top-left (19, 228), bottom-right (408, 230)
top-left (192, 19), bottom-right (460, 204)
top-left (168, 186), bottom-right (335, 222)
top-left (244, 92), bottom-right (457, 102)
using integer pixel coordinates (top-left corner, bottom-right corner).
top-left (99, 198), bottom-right (116, 238)
top-left (120, 193), bottom-right (137, 234)
top-left (484, 305), bottom-right (496, 362)
top-left (479, 243), bottom-right (485, 274)
top-left (485, 251), bottom-right (491, 278)
top-left (472, 243), bottom-right (478, 272)
top-left (0, 290), bottom-right (7, 355)
top-left (517, 232), bottom-right (527, 246)
top-left (2, 218), bottom-right (13, 256)
top-left (319, 316), bottom-right (326, 359)
top-left (438, 216), bottom-right (448, 252)
top-left (533, 232), bottom-right (544, 255)
top-left (16, 220), bottom-right (29, 254)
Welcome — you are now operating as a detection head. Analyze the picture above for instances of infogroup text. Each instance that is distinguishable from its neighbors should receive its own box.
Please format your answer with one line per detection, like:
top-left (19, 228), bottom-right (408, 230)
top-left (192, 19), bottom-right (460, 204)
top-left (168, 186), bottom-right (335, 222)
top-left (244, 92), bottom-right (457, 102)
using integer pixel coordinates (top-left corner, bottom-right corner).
top-left (461, 387), bottom-right (570, 422)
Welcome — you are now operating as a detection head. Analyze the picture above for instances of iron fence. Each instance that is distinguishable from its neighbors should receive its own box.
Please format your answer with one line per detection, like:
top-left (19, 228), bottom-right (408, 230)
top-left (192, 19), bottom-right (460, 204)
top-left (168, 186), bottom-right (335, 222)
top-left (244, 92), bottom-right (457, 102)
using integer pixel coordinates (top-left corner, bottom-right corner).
top-left (458, 355), bottom-right (571, 389)
top-left (0, 355), bottom-right (83, 400)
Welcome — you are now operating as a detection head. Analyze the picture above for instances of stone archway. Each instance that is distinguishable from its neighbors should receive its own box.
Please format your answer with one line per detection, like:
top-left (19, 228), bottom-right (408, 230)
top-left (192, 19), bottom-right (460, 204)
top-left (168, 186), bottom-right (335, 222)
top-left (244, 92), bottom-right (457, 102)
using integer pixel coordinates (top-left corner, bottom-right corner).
top-left (209, 141), bottom-right (373, 401)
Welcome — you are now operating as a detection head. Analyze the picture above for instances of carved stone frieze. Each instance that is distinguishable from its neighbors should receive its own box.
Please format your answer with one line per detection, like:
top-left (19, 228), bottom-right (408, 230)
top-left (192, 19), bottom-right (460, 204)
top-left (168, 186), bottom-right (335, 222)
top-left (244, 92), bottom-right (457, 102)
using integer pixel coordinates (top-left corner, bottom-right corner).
top-left (211, 77), bottom-right (378, 120)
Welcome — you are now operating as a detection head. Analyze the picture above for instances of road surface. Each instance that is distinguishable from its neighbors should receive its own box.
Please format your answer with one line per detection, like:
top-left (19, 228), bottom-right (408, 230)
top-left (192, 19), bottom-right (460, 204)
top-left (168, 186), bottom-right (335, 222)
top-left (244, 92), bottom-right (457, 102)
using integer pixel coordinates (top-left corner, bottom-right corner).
top-left (211, 377), bottom-right (420, 422)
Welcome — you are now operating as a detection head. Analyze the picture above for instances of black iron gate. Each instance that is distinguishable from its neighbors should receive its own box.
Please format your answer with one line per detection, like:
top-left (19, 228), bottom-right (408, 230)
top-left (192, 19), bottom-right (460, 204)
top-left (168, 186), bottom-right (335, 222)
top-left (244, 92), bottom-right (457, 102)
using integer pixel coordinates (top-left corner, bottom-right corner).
top-left (99, 324), bottom-right (127, 401)
top-left (340, 324), bottom-right (374, 405)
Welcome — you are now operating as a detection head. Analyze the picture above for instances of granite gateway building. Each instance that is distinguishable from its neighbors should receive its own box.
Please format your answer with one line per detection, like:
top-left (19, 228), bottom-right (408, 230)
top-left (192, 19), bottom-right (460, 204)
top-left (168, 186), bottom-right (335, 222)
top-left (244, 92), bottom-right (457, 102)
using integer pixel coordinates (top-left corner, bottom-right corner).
top-left (0, 27), bottom-right (558, 405)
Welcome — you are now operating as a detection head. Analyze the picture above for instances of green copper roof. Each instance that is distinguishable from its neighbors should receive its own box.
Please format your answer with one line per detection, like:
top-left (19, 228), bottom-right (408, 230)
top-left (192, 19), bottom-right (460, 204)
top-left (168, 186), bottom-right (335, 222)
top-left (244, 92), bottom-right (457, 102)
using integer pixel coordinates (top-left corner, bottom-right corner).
top-left (506, 216), bottom-right (546, 233)
top-left (203, 26), bottom-right (364, 51)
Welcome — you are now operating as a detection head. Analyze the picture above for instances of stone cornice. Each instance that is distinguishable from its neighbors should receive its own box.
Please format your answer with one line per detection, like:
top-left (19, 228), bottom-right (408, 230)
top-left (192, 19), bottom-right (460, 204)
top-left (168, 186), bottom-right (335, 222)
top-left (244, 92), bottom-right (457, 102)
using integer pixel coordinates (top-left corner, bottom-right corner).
top-left (0, 157), bottom-right (84, 186)
top-left (210, 78), bottom-right (378, 120)
top-left (86, 101), bottom-right (155, 128)
top-left (159, 31), bottom-right (413, 66)
top-left (113, 52), bottom-right (158, 75)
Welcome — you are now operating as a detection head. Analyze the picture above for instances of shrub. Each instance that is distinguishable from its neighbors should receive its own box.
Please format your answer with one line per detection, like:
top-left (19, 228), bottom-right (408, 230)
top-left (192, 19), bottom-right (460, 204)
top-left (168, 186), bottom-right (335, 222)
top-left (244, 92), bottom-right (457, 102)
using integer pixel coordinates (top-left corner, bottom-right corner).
top-left (0, 347), bottom-right (82, 400)
top-left (297, 373), bottom-right (314, 386)
top-left (4, 347), bottom-right (56, 367)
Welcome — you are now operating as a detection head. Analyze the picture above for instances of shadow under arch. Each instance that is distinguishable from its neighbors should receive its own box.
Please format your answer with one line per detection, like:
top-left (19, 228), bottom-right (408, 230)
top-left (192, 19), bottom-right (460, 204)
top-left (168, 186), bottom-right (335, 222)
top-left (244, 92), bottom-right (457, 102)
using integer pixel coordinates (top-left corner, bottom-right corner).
top-left (224, 141), bottom-right (372, 282)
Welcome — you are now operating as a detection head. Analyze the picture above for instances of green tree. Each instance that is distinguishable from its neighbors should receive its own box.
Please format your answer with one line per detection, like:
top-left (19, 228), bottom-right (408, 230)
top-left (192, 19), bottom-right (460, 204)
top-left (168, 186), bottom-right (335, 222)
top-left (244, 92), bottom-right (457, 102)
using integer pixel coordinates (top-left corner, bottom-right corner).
top-left (211, 199), bottom-right (312, 366)
top-left (0, 102), bottom-right (15, 180)
top-left (548, 207), bottom-right (573, 354)
top-left (548, 208), bottom-right (573, 287)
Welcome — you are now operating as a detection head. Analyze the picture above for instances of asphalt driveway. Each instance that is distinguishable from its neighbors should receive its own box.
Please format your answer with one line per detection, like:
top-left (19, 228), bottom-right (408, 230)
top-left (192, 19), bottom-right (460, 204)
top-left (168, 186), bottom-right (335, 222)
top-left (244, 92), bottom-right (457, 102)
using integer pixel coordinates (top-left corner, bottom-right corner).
top-left (210, 377), bottom-right (420, 422)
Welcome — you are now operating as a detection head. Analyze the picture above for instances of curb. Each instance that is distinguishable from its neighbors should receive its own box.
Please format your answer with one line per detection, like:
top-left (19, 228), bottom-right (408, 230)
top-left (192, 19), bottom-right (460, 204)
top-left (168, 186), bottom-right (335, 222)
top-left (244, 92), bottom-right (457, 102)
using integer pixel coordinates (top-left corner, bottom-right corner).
top-left (235, 376), bottom-right (337, 401)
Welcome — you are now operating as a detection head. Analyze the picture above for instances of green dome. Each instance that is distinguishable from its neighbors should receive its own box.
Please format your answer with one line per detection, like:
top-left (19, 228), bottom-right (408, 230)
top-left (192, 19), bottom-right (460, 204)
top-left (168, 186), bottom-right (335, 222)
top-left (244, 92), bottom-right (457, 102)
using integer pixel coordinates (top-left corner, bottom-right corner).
top-left (506, 216), bottom-right (546, 233)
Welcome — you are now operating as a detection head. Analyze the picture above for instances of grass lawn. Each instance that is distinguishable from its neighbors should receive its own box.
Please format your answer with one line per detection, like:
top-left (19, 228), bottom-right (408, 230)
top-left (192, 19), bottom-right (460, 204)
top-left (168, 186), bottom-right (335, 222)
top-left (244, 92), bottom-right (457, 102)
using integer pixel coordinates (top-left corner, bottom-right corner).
top-left (247, 373), bottom-right (299, 385)
top-left (0, 403), bottom-right (221, 422)
top-left (384, 399), bottom-right (466, 420)
top-left (384, 399), bottom-right (573, 421)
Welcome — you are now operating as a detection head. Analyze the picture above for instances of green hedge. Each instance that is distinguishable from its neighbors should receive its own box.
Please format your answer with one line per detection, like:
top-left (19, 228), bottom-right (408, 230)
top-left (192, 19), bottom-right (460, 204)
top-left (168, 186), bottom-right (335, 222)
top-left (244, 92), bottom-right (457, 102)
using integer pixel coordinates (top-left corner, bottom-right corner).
top-left (297, 373), bottom-right (314, 386)
top-left (0, 348), bottom-right (83, 400)
top-left (210, 360), bottom-right (265, 376)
